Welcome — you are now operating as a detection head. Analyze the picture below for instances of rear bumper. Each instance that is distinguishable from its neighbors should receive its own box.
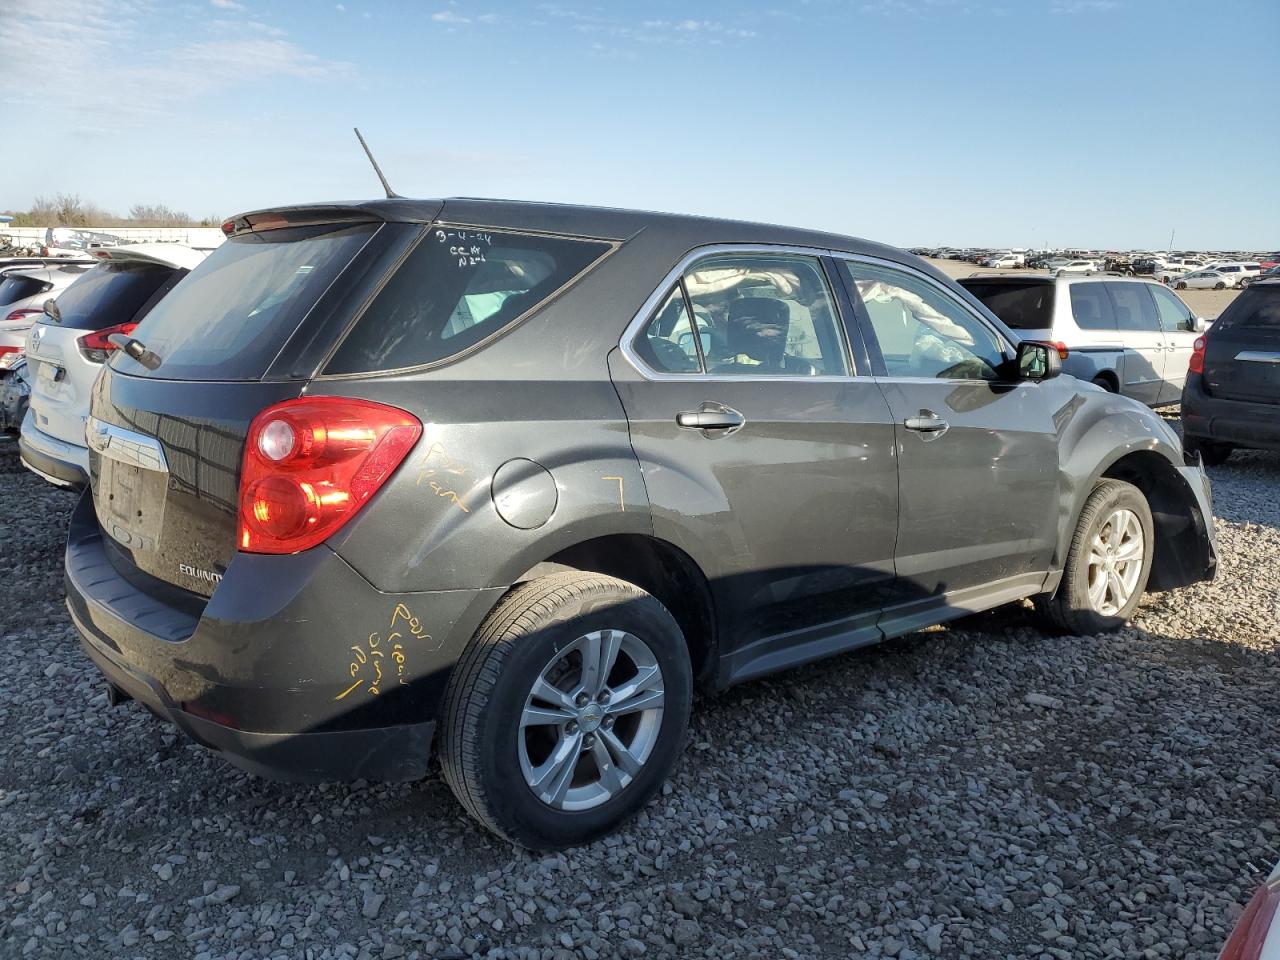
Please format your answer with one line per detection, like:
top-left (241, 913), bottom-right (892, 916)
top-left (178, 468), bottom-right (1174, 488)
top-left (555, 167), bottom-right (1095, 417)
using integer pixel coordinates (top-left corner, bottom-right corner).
top-left (1182, 375), bottom-right (1280, 451)
top-left (65, 491), bottom-right (504, 782)
top-left (19, 410), bottom-right (89, 488)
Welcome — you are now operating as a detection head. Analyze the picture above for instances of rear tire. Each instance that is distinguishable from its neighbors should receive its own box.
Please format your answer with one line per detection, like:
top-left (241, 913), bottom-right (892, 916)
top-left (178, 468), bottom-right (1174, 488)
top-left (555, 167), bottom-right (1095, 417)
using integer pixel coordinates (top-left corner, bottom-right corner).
top-left (1214, 282), bottom-right (1225, 290)
top-left (1183, 434), bottom-right (1234, 466)
top-left (439, 573), bottom-right (692, 849)
top-left (1034, 479), bottom-right (1154, 635)
top-left (1091, 375), bottom-right (1117, 393)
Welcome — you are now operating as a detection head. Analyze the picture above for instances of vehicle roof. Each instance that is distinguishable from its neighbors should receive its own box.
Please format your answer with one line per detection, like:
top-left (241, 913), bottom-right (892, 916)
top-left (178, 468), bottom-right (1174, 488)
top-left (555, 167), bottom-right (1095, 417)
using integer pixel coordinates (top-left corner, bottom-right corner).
top-left (87, 243), bottom-right (208, 270)
top-left (231, 196), bottom-right (915, 263)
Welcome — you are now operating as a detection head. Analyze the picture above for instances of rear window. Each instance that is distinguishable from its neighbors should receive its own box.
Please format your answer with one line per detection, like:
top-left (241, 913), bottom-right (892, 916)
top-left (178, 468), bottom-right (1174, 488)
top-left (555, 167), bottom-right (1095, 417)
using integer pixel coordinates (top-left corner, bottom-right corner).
top-left (0, 274), bottom-right (50, 305)
top-left (324, 227), bottom-right (612, 374)
top-left (49, 262), bottom-right (176, 331)
top-left (958, 281), bottom-right (1054, 330)
top-left (111, 222), bottom-right (376, 380)
top-left (1214, 285), bottom-right (1280, 330)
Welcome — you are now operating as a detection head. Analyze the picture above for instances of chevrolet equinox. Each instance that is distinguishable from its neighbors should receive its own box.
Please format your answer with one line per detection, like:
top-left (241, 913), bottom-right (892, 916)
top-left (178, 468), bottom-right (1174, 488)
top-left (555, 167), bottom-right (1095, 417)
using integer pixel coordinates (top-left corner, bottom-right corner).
top-left (67, 198), bottom-right (1217, 848)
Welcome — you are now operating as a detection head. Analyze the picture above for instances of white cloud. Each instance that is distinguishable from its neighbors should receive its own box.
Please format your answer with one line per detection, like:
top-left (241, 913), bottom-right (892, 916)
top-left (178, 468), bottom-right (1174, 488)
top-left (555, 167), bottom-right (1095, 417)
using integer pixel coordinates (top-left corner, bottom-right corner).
top-left (0, 0), bottom-right (353, 132)
top-left (431, 10), bottom-right (470, 23)
top-left (209, 0), bottom-right (245, 10)
top-left (335, 2), bottom-right (345, 10)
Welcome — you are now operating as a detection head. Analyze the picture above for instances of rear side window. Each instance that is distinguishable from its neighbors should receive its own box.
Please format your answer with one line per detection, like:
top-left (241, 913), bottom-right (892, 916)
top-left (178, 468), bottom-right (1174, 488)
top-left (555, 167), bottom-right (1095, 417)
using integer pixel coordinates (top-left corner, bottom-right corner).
top-left (0, 274), bottom-right (50, 305)
top-left (50, 262), bottom-right (175, 331)
top-left (1214, 286), bottom-right (1280, 330)
top-left (324, 228), bottom-right (611, 374)
top-left (112, 222), bottom-right (377, 380)
top-left (1106, 282), bottom-right (1160, 332)
top-left (1068, 284), bottom-right (1116, 330)
top-left (958, 281), bottom-right (1054, 330)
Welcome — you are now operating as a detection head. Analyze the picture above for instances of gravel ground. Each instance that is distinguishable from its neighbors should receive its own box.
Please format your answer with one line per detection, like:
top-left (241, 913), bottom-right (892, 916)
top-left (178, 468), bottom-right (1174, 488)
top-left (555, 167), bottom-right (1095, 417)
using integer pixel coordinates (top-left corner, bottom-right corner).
top-left (1, 430), bottom-right (1278, 960)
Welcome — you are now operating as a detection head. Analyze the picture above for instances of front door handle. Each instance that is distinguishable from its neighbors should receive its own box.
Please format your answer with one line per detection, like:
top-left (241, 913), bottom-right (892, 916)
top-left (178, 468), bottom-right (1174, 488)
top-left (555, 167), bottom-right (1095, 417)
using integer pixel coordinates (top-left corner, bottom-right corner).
top-left (904, 412), bottom-right (949, 440)
top-left (676, 404), bottom-right (745, 435)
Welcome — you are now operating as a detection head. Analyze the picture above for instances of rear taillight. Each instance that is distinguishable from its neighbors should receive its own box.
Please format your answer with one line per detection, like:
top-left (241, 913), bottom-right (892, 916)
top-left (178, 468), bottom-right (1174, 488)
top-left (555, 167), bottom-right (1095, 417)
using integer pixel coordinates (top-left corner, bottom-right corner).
top-left (0, 345), bottom-right (21, 363)
top-left (1218, 871), bottom-right (1280, 960)
top-left (238, 397), bottom-right (421, 554)
top-left (77, 322), bottom-right (139, 363)
top-left (3, 308), bottom-right (44, 325)
top-left (1189, 335), bottom-right (1207, 374)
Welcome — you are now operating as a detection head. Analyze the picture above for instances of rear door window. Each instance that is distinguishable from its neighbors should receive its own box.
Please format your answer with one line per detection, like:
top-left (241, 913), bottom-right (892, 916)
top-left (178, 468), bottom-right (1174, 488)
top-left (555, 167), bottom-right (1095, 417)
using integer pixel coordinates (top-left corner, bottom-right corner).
top-left (1068, 284), bottom-right (1117, 330)
top-left (1106, 283), bottom-right (1160, 332)
top-left (324, 227), bottom-right (612, 374)
top-left (111, 222), bottom-right (377, 380)
top-left (635, 286), bottom-right (703, 374)
top-left (51, 262), bottom-right (176, 331)
top-left (957, 281), bottom-right (1054, 330)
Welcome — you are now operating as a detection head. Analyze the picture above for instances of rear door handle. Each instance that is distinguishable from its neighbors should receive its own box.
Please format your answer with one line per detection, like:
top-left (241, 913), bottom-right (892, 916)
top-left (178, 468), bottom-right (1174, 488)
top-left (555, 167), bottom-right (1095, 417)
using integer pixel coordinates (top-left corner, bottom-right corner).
top-left (904, 412), bottom-right (949, 440)
top-left (676, 404), bottom-right (745, 435)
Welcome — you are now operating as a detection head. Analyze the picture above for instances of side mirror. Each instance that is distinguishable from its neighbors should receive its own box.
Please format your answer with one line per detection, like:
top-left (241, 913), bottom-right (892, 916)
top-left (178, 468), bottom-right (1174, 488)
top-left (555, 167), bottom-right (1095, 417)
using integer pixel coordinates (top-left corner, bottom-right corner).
top-left (1190, 316), bottom-right (1210, 333)
top-left (1015, 341), bottom-right (1061, 382)
top-left (43, 298), bottom-right (61, 323)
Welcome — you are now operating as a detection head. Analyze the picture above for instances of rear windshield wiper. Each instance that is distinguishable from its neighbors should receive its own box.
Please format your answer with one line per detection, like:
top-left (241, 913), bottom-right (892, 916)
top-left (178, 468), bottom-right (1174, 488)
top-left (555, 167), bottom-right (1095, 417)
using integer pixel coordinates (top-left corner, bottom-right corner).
top-left (107, 334), bottom-right (163, 371)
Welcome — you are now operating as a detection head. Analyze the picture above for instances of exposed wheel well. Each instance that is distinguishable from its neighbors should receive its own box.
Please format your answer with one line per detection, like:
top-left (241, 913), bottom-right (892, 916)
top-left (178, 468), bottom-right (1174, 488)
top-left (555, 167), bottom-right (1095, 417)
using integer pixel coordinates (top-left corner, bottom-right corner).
top-left (1091, 370), bottom-right (1119, 393)
top-left (514, 536), bottom-right (718, 689)
top-left (1101, 451), bottom-right (1212, 592)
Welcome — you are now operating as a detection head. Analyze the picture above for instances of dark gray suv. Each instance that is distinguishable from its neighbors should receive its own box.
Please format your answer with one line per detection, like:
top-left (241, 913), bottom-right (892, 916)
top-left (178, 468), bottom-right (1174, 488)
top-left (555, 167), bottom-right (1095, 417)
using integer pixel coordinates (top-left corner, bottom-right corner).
top-left (67, 198), bottom-right (1217, 848)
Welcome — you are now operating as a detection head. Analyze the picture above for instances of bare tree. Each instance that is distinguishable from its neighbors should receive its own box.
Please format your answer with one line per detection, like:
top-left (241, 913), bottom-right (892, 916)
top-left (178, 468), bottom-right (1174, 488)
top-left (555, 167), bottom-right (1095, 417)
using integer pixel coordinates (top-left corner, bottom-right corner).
top-left (128, 203), bottom-right (195, 226)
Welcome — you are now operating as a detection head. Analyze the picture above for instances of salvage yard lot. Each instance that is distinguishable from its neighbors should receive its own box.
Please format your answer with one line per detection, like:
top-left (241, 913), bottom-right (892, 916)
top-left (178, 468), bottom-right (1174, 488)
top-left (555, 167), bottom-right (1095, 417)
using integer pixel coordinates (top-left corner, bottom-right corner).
top-left (1, 433), bottom-right (1278, 960)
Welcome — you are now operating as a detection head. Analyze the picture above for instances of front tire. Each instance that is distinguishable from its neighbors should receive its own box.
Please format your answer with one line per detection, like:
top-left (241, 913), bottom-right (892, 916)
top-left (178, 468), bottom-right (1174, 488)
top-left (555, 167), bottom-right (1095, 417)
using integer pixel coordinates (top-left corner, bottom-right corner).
top-left (1176, 281), bottom-right (1187, 290)
top-left (1035, 479), bottom-right (1154, 635)
top-left (439, 573), bottom-right (692, 849)
top-left (1214, 281), bottom-right (1226, 290)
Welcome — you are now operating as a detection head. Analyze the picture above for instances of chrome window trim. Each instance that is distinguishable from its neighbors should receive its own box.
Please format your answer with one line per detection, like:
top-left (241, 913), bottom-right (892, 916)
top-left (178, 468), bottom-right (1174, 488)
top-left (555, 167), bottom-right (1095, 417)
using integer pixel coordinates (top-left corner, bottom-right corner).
top-left (86, 417), bottom-right (169, 474)
top-left (619, 243), bottom-right (867, 383)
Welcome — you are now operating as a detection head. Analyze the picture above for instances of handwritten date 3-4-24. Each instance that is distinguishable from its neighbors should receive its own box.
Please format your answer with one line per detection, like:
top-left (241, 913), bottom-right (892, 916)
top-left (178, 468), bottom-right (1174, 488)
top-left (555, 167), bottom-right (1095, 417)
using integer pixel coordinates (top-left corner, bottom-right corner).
top-left (334, 603), bottom-right (436, 701)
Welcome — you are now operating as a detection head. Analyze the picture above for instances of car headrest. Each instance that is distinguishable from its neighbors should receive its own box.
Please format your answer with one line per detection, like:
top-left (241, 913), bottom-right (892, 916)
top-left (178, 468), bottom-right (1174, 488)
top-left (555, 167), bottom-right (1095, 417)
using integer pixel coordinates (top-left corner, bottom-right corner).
top-left (727, 297), bottom-right (789, 365)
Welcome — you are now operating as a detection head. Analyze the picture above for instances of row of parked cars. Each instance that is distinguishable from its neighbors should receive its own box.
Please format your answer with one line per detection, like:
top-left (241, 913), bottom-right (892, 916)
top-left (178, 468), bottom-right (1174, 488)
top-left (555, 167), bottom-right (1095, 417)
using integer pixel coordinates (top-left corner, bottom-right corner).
top-left (917, 247), bottom-right (1280, 287)
top-left (0, 196), bottom-right (1274, 854)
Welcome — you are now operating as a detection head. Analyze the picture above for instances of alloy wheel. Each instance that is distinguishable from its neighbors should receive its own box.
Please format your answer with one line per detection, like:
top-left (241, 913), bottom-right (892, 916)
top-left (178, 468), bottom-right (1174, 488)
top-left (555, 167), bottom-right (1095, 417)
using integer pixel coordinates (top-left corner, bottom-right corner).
top-left (1086, 508), bottom-right (1145, 616)
top-left (518, 629), bottom-right (665, 811)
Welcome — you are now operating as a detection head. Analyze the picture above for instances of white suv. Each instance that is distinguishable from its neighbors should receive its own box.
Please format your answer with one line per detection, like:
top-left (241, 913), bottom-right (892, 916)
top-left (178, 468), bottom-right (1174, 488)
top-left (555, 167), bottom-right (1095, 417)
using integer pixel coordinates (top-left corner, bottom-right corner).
top-left (1203, 262), bottom-right (1263, 288)
top-left (19, 244), bottom-right (207, 488)
top-left (958, 274), bottom-right (1209, 407)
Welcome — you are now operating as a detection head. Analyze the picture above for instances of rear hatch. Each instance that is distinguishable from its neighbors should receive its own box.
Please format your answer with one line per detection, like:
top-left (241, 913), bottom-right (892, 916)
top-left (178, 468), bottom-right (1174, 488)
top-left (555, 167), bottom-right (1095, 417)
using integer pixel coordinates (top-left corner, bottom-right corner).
top-left (1200, 283), bottom-right (1280, 405)
top-left (26, 259), bottom-right (183, 447)
top-left (956, 277), bottom-right (1055, 338)
top-left (88, 212), bottom-right (422, 597)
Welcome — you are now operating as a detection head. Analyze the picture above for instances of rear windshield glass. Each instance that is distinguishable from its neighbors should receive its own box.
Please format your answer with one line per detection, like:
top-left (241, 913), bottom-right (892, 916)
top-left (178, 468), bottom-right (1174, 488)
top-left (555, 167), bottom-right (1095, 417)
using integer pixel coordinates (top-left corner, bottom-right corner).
top-left (0, 274), bottom-right (49, 305)
top-left (324, 227), bottom-right (612, 374)
top-left (111, 222), bottom-right (376, 380)
top-left (959, 281), bottom-right (1054, 330)
top-left (49, 262), bottom-right (175, 331)
top-left (1216, 286), bottom-right (1280, 330)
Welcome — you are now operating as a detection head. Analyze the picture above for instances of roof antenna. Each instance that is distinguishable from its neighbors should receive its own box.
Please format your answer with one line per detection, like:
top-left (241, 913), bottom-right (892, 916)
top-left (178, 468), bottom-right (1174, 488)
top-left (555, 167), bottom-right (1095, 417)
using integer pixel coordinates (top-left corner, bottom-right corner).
top-left (353, 127), bottom-right (400, 199)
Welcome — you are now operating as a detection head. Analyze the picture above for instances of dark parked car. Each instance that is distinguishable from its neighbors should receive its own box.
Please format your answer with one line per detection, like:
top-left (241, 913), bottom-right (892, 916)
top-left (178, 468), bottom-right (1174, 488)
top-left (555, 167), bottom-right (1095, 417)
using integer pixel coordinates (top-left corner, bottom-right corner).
top-left (1182, 279), bottom-right (1280, 464)
top-left (68, 198), bottom-right (1217, 847)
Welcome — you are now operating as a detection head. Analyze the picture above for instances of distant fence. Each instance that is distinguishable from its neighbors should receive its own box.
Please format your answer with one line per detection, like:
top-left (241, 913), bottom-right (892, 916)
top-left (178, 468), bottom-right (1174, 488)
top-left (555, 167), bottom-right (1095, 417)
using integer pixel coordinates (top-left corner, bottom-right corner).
top-left (2, 226), bottom-right (226, 248)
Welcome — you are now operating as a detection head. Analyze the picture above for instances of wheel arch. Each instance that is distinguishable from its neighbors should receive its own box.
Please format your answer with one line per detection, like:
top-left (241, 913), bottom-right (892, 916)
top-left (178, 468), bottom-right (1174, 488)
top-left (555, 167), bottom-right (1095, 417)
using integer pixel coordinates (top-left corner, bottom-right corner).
top-left (1096, 449), bottom-right (1212, 592)
top-left (512, 534), bottom-right (718, 691)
